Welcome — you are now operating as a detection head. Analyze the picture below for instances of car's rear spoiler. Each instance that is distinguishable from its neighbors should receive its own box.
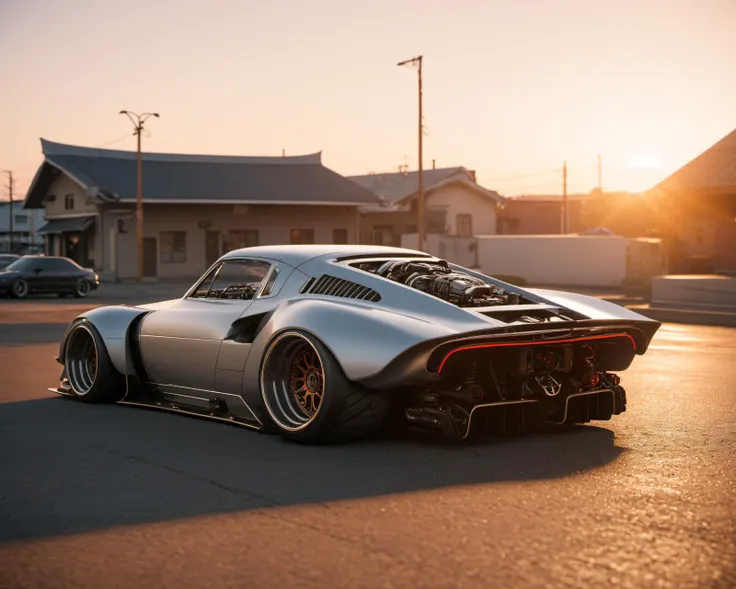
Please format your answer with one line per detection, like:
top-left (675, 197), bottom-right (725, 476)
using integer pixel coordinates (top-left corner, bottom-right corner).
top-left (358, 318), bottom-right (659, 390)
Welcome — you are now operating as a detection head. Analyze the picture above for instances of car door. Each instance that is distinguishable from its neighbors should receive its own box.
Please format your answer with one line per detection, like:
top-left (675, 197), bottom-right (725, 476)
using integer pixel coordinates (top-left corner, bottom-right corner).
top-left (26, 258), bottom-right (58, 293)
top-left (50, 258), bottom-right (79, 292)
top-left (138, 258), bottom-right (272, 395)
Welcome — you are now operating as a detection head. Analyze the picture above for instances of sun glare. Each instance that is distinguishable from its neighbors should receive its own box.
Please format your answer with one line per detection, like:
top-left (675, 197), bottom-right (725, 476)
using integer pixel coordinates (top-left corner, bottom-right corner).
top-left (627, 153), bottom-right (662, 169)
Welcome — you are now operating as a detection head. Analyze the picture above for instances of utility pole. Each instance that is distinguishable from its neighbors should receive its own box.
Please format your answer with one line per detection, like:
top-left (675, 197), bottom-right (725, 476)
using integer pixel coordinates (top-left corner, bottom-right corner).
top-left (597, 154), bottom-right (602, 191)
top-left (119, 110), bottom-right (160, 283)
top-left (562, 161), bottom-right (568, 234)
top-left (397, 55), bottom-right (424, 251)
top-left (3, 171), bottom-right (13, 253)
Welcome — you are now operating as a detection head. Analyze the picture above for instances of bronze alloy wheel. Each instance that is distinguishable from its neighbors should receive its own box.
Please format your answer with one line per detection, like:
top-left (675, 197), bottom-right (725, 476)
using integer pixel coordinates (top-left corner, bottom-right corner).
top-left (289, 346), bottom-right (324, 416)
top-left (65, 325), bottom-right (99, 395)
top-left (261, 332), bottom-right (327, 431)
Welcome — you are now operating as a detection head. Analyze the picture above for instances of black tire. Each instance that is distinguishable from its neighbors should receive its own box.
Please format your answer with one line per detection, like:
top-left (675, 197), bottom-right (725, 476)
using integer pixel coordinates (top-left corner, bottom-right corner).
top-left (73, 279), bottom-right (91, 298)
top-left (64, 322), bottom-right (126, 403)
top-left (260, 330), bottom-right (390, 444)
top-left (11, 278), bottom-right (28, 299)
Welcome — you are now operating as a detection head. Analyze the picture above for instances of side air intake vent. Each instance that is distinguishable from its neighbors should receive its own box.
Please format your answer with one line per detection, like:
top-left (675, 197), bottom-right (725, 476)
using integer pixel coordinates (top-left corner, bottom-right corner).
top-left (301, 274), bottom-right (381, 302)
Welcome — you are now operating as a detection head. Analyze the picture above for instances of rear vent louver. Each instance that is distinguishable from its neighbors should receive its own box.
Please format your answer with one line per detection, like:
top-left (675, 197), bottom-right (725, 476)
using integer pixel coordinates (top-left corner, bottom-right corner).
top-left (301, 275), bottom-right (381, 302)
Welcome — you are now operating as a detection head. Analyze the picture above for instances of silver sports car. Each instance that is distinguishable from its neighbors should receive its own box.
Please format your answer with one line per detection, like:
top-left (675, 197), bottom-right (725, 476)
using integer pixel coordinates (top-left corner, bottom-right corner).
top-left (52, 245), bottom-right (660, 443)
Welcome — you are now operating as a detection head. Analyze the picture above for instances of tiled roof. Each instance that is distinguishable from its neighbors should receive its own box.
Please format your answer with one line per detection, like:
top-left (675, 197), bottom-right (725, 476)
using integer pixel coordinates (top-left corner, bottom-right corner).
top-left (23, 139), bottom-right (381, 208)
top-left (349, 167), bottom-right (503, 206)
top-left (657, 128), bottom-right (736, 191)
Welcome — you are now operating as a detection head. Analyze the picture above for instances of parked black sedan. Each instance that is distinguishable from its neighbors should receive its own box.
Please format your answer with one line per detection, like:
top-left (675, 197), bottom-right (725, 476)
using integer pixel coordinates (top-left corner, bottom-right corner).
top-left (0, 256), bottom-right (100, 299)
top-left (0, 254), bottom-right (20, 270)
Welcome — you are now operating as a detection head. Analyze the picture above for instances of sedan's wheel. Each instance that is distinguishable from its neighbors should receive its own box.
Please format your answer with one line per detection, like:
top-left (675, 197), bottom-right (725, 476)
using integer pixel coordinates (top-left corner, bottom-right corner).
top-left (261, 331), bottom-right (390, 444)
top-left (11, 278), bottom-right (28, 299)
top-left (74, 279), bottom-right (91, 298)
top-left (65, 323), bottom-right (125, 403)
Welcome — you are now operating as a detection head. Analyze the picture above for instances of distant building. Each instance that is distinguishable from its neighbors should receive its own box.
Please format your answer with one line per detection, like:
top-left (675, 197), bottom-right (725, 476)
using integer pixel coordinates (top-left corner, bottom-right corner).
top-left (653, 128), bottom-right (736, 273)
top-left (349, 167), bottom-right (504, 245)
top-left (22, 139), bottom-right (380, 280)
top-left (0, 201), bottom-right (45, 254)
top-left (497, 193), bottom-right (590, 235)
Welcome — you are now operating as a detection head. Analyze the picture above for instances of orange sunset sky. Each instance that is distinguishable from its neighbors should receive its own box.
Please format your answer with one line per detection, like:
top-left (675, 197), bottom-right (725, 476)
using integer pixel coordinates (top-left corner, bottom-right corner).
top-left (1, 0), bottom-right (735, 199)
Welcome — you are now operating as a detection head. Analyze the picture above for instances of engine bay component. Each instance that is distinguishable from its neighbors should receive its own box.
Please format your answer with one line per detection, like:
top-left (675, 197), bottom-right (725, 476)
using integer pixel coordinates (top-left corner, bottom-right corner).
top-left (368, 260), bottom-right (522, 307)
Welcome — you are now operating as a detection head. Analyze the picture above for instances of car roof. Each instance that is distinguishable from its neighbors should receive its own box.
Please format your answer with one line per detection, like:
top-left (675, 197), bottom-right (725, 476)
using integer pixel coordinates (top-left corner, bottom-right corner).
top-left (220, 244), bottom-right (430, 266)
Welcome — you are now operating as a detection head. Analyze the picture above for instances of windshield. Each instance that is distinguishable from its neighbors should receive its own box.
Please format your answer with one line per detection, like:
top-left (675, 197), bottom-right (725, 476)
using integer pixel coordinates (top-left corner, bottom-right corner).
top-left (5, 257), bottom-right (39, 272)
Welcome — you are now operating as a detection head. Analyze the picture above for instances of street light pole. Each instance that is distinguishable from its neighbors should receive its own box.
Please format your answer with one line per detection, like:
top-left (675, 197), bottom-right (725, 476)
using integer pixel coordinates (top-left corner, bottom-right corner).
top-left (119, 110), bottom-right (159, 283)
top-left (397, 55), bottom-right (424, 251)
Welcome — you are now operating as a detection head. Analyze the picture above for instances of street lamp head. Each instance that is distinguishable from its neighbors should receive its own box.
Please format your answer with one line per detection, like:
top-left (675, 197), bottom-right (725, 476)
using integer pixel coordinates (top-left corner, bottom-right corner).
top-left (119, 110), bottom-right (128, 115)
top-left (153, 113), bottom-right (160, 118)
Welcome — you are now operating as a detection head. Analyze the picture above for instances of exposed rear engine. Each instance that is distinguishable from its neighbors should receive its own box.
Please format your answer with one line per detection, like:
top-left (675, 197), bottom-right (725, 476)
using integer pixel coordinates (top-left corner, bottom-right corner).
top-left (363, 259), bottom-right (522, 307)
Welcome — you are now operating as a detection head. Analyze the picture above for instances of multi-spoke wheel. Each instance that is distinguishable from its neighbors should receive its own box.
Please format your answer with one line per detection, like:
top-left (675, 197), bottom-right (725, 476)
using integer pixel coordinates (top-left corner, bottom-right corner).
top-left (261, 331), bottom-right (390, 444)
top-left (290, 344), bottom-right (324, 418)
top-left (63, 323), bottom-right (126, 403)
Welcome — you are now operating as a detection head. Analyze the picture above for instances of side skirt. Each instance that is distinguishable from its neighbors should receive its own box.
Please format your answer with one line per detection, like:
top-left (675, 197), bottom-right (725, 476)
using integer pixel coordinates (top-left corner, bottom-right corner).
top-left (49, 377), bottom-right (264, 432)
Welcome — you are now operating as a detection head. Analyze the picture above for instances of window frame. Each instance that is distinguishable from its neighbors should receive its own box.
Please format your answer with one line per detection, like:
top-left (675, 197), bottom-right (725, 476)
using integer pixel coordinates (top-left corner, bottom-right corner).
top-left (258, 265), bottom-right (280, 298)
top-left (332, 228), bottom-right (348, 244)
top-left (64, 194), bottom-right (74, 210)
top-left (186, 257), bottom-right (275, 300)
top-left (223, 229), bottom-right (259, 252)
top-left (160, 231), bottom-right (187, 264)
top-left (43, 258), bottom-right (76, 272)
top-left (456, 213), bottom-right (473, 237)
top-left (289, 228), bottom-right (315, 245)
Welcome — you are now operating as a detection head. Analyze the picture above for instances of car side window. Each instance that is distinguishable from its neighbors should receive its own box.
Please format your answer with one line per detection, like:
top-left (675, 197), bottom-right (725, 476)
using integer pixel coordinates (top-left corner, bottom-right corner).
top-left (259, 267), bottom-right (280, 297)
top-left (32, 259), bottom-right (51, 272)
top-left (189, 265), bottom-right (220, 298)
top-left (207, 259), bottom-right (271, 300)
top-left (46, 259), bottom-right (74, 272)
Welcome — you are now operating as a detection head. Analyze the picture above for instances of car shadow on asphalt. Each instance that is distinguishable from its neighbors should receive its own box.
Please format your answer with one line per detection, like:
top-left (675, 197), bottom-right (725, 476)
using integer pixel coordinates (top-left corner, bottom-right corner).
top-left (0, 396), bottom-right (625, 543)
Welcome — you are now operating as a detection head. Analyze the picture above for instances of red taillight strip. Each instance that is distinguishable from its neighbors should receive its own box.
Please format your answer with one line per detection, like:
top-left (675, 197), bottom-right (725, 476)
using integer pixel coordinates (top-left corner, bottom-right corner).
top-left (436, 333), bottom-right (637, 373)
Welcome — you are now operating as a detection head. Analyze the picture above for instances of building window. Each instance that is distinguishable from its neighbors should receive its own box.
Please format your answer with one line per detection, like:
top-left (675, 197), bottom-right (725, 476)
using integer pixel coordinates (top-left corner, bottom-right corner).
top-left (333, 228), bottom-right (348, 244)
top-left (14, 215), bottom-right (27, 225)
top-left (290, 229), bottom-right (314, 244)
top-left (223, 230), bottom-right (259, 252)
top-left (160, 231), bottom-right (186, 263)
top-left (456, 214), bottom-right (473, 237)
top-left (64, 194), bottom-right (74, 210)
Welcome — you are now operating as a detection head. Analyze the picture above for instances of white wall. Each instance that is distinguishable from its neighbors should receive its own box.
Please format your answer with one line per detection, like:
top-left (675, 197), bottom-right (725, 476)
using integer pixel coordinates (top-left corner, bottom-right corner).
top-left (427, 183), bottom-right (498, 235)
top-left (43, 175), bottom-right (97, 216)
top-left (104, 203), bottom-right (360, 280)
top-left (401, 233), bottom-right (478, 268)
top-left (476, 235), bottom-right (628, 287)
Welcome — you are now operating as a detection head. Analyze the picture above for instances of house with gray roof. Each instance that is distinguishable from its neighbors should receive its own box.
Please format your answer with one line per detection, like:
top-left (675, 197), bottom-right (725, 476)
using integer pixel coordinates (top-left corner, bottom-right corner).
top-left (652, 127), bottom-right (736, 272)
top-left (348, 166), bottom-right (504, 246)
top-left (22, 139), bottom-right (380, 280)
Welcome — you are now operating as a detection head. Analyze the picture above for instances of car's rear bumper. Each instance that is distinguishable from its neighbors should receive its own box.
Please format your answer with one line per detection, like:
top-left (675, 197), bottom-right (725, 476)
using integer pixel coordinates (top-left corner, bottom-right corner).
top-left (406, 384), bottom-right (627, 440)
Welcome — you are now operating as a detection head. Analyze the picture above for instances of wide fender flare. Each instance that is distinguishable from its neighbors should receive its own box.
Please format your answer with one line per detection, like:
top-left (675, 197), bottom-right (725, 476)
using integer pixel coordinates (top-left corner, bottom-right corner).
top-left (252, 298), bottom-right (446, 382)
top-left (59, 306), bottom-right (150, 376)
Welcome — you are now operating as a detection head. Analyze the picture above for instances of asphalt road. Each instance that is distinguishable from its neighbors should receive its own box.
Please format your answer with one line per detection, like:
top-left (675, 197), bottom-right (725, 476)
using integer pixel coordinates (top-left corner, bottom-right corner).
top-left (0, 296), bottom-right (734, 589)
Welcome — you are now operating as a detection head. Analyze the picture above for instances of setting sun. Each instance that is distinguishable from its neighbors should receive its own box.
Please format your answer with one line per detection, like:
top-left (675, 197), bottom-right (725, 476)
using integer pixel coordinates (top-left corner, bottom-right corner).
top-left (627, 153), bottom-right (662, 169)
